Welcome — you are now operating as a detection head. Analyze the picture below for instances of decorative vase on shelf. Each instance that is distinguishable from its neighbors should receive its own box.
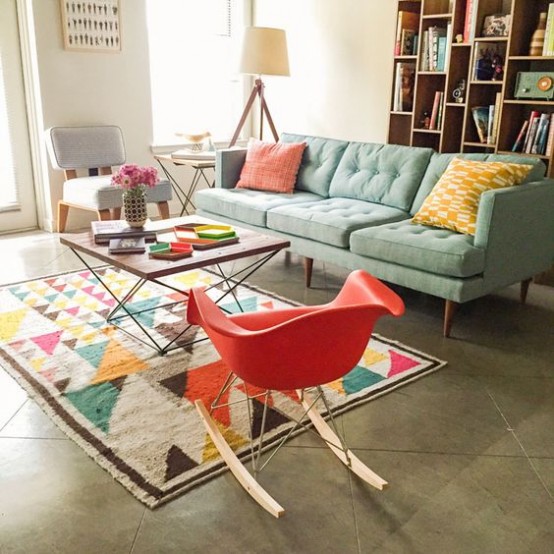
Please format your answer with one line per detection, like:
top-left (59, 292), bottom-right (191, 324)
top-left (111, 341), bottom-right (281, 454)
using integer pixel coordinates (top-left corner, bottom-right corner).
top-left (123, 190), bottom-right (148, 228)
top-left (529, 12), bottom-right (547, 56)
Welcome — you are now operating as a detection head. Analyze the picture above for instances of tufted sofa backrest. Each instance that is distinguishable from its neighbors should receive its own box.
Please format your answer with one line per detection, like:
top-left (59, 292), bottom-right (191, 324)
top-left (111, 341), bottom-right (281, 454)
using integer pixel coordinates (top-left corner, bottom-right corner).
top-left (410, 152), bottom-right (547, 215)
top-left (281, 133), bottom-right (349, 197)
top-left (328, 142), bottom-right (434, 212)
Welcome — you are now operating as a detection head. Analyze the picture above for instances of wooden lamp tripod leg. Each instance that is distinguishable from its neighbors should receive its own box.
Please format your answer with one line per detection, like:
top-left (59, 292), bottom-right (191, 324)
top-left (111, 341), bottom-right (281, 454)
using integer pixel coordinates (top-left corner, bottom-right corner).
top-left (229, 78), bottom-right (279, 147)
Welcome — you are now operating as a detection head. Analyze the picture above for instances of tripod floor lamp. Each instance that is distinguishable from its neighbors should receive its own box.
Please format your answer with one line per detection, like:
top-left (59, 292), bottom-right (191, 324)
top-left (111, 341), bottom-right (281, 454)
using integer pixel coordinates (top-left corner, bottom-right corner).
top-left (229, 27), bottom-right (290, 147)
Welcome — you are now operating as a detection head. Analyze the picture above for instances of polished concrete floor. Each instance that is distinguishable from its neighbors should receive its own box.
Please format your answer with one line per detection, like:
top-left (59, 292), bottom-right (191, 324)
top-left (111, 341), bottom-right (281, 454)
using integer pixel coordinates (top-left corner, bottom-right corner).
top-left (0, 230), bottom-right (553, 554)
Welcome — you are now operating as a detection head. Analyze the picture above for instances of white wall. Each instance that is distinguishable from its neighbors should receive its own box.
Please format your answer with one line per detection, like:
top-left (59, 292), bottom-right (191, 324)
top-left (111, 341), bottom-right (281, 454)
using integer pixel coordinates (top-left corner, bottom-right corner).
top-left (253, 0), bottom-right (397, 143)
top-left (31, 0), bottom-right (397, 229)
top-left (33, 0), bottom-right (164, 230)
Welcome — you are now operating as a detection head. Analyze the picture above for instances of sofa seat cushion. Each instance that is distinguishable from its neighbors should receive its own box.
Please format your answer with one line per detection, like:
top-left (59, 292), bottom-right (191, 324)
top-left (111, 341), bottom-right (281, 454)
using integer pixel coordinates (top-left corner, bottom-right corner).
top-left (267, 198), bottom-right (409, 248)
top-left (194, 188), bottom-right (321, 227)
top-left (281, 133), bottom-right (349, 197)
top-left (350, 220), bottom-right (485, 278)
top-left (329, 142), bottom-right (433, 211)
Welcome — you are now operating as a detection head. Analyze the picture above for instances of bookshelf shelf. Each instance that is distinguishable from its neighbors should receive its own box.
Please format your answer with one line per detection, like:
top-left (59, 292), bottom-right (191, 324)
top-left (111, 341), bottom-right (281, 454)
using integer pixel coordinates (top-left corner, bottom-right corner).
top-left (503, 100), bottom-right (554, 106)
top-left (387, 0), bottom-right (554, 178)
top-left (421, 13), bottom-right (452, 19)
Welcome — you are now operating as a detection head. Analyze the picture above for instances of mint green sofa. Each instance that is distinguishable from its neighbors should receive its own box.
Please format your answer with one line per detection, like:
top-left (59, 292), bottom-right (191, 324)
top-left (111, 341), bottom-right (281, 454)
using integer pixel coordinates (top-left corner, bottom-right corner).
top-left (195, 133), bottom-right (554, 336)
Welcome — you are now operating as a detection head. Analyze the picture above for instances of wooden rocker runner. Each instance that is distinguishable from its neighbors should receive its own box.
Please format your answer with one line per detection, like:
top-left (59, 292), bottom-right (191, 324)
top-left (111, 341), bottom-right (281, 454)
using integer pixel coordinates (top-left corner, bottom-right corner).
top-left (187, 270), bottom-right (404, 518)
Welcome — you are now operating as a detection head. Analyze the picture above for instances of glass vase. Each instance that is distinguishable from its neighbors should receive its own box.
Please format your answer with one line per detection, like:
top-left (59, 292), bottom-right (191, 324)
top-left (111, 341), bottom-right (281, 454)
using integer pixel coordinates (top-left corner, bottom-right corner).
top-left (123, 189), bottom-right (148, 228)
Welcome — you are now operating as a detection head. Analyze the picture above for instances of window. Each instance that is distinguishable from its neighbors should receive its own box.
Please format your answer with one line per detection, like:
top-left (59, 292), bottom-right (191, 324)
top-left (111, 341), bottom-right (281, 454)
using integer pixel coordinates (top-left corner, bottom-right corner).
top-left (146, 0), bottom-right (249, 145)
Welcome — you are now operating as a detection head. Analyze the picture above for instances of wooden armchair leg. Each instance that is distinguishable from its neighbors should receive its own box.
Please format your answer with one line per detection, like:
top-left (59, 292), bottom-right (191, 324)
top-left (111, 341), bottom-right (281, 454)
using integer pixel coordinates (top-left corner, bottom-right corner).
top-left (157, 201), bottom-right (170, 219)
top-left (443, 300), bottom-right (458, 338)
top-left (57, 201), bottom-right (70, 233)
top-left (520, 278), bottom-right (532, 304)
top-left (304, 257), bottom-right (313, 288)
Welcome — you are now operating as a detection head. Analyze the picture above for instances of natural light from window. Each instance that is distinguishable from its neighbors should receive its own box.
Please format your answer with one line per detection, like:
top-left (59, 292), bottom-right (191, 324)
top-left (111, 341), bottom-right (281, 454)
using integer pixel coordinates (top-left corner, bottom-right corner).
top-left (146, 0), bottom-right (248, 146)
top-left (0, 59), bottom-right (19, 211)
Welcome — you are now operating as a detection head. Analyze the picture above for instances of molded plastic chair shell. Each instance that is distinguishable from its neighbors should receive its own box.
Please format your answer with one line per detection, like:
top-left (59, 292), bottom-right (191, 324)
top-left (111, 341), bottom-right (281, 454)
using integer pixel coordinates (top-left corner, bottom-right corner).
top-left (187, 269), bottom-right (405, 390)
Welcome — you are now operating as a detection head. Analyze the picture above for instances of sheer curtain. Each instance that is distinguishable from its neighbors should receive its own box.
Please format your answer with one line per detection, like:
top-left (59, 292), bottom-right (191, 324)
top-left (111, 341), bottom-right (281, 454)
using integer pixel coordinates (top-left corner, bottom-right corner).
top-left (146, 0), bottom-right (249, 146)
top-left (0, 59), bottom-right (19, 211)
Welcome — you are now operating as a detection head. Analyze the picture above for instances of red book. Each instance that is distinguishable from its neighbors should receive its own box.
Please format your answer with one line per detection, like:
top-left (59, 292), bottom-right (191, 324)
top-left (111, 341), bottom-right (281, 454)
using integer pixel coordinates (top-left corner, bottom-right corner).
top-left (523, 111), bottom-right (541, 153)
top-left (463, 0), bottom-right (477, 43)
top-left (429, 91), bottom-right (442, 130)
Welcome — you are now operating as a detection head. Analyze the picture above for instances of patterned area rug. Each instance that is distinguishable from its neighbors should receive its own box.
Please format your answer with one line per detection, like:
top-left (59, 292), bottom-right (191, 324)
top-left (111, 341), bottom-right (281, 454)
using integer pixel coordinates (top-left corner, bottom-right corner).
top-left (0, 267), bottom-right (446, 508)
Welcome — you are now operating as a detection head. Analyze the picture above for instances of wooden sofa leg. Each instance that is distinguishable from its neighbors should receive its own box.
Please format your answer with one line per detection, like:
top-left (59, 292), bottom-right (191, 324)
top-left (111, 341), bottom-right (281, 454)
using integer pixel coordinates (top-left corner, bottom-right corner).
top-left (443, 300), bottom-right (458, 338)
top-left (304, 257), bottom-right (313, 288)
top-left (157, 201), bottom-right (170, 219)
top-left (57, 201), bottom-right (70, 233)
top-left (520, 278), bottom-right (532, 304)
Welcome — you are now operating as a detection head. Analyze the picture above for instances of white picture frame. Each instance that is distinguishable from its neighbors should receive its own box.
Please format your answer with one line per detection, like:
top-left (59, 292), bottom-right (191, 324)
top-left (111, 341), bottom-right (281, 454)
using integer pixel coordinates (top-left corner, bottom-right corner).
top-left (60, 0), bottom-right (121, 52)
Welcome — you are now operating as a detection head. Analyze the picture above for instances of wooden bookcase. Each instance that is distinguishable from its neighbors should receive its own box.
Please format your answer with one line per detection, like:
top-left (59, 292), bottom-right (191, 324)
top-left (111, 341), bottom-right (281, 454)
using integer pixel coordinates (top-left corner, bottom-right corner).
top-left (388, 0), bottom-right (554, 178)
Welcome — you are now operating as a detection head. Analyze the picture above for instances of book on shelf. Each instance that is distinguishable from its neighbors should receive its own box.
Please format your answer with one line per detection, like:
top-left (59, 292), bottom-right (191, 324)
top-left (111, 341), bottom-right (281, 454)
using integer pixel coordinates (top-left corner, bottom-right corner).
top-left (463, 0), bottom-right (478, 43)
top-left (429, 91), bottom-right (443, 130)
top-left (531, 113), bottom-right (550, 154)
top-left (524, 111), bottom-right (541, 153)
top-left (488, 92), bottom-right (502, 145)
top-left (546, 114), bottom-right (554, 155)
top-left (511, 120), bottom-right (529, 152)
top-left (108, 237), bottom-right (146, 254)
top-left (543, 4), bottom-right (554, 56)
top-left (443, 23), bottom-right (452, 69)
top-left (393, 62), bottom-right (415, 111)
top-left (420, 29), bottom-right (429, 70)
top-left (427, 26), bottom-right (447, 71)
top-left (471, 106), bottom-right (490, 143)
top-left (487, 104), bottom-right (495, 145)
top-left (395, 11), bottom-right (419, 56)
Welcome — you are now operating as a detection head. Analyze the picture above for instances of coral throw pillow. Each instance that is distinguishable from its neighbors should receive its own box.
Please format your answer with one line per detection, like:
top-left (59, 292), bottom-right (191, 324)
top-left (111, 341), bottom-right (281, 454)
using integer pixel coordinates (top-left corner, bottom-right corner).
top-left (236, 138), bottom-right (306, 193)
top-left (412, 158), bottom-right (533, 235)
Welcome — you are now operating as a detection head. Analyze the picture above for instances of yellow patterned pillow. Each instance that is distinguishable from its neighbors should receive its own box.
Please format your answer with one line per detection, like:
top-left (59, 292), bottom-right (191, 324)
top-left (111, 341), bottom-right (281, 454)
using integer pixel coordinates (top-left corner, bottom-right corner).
top-left (412, 158), bottom-right (533, 235)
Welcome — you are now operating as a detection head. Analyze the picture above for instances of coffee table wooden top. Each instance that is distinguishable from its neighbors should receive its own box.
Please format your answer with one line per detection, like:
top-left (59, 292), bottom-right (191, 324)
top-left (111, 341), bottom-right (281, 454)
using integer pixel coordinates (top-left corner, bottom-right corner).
top-left (60, 216), bottom-right (290, 280)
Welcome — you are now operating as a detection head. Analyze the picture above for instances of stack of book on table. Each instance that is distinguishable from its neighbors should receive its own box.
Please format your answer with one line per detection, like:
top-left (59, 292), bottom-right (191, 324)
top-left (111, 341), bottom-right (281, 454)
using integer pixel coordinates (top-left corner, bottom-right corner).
top-left (91, 220), bottom-right (172, 245)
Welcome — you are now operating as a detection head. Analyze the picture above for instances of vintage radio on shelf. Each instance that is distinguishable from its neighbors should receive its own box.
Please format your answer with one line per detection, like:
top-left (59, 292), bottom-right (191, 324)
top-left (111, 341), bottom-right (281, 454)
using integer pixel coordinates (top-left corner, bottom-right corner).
top-left (514, 72), bottom-right (554, 100)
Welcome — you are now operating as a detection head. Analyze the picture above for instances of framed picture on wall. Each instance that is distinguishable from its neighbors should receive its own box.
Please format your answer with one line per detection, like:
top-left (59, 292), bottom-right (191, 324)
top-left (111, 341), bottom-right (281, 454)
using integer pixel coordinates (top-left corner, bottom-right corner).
top-left (60, 0), bottom-right (121, 52)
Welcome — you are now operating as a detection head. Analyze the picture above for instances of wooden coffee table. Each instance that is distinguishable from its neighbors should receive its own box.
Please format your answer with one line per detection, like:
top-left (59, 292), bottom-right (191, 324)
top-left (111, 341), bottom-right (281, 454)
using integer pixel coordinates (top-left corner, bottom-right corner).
top-left (60, 216), bottom-right (290, 354)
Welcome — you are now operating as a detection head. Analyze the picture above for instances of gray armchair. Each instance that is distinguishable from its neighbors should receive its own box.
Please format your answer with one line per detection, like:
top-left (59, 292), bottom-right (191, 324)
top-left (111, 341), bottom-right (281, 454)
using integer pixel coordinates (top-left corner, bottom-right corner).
top-left (45, 125), bottom-right (172, 232)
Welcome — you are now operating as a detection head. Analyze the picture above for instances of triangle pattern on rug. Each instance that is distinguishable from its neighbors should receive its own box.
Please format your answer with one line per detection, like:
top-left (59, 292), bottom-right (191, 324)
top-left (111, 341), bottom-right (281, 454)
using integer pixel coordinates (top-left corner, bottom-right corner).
top-left (388, 349), bottom-right (420, 377)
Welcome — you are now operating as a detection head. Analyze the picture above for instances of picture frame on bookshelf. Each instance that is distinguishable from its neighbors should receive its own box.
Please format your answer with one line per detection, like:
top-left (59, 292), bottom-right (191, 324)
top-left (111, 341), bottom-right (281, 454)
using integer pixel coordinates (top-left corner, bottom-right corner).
top-left (481, 14), bottom-right (511, 37)
top-left (472, 42), bottom-right (506, 81)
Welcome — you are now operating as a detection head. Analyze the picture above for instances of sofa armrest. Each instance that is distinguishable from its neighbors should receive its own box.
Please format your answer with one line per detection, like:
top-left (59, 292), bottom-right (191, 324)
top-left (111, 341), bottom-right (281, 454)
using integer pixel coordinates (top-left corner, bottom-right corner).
top-left (215, 148), bottom-right (247, 189)
top-left (475, 180), bottom-right (554, 279)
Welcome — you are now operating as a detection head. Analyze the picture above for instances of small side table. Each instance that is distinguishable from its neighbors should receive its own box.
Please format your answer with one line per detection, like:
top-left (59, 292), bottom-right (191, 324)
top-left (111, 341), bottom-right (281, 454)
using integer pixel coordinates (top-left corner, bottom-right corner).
top-left (154, 154), bottom-right (216, 216)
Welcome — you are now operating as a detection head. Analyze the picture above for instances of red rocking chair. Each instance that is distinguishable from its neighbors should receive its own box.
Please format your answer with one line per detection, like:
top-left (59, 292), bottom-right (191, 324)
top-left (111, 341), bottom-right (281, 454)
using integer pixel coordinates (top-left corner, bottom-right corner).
top-left (187, 269), bottom-right (405, 517)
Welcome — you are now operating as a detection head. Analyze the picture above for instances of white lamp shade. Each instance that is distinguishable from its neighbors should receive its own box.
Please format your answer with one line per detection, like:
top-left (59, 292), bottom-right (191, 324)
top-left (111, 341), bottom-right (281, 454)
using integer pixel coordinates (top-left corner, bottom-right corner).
top-left (238, 27), bottom-right (290, 77)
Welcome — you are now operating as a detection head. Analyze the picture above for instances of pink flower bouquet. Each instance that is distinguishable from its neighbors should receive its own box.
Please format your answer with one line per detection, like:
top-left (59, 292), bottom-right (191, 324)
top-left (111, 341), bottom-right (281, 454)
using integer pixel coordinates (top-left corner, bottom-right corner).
top-left (111, 164), bottom-right (159, 196)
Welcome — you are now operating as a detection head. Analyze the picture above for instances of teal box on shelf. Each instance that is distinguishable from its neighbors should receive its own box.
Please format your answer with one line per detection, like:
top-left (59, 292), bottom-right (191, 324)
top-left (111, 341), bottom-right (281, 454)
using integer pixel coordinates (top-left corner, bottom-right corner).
top-left (514, 72), bottom-right (554, 100)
